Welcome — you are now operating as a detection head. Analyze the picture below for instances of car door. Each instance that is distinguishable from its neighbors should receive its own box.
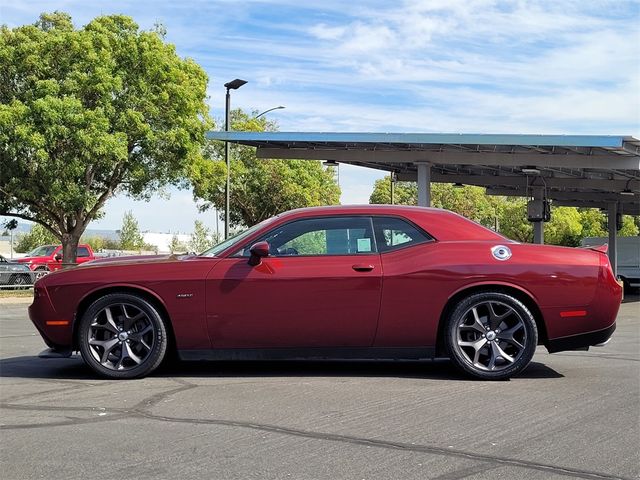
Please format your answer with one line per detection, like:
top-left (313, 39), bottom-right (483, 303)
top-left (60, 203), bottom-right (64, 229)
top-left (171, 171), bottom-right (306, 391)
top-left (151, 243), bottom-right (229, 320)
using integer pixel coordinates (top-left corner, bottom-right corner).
top-left (47, 246), bottom-right (63, 271)
top-left (75, 246), bottom-right (92, 265)
top-left (205, 215), bottom-right (382, 348)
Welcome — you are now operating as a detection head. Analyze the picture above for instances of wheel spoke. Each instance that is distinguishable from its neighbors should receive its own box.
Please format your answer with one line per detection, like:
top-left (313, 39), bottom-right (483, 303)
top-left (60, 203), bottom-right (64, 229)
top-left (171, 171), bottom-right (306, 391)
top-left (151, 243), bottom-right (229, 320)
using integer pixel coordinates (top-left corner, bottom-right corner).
top-left (488, 302), bottom-right (511, 330)
top-left (123, 342), bottom-right (142, 365)
top-left (104, 307), bottom-right (120, 333)
top-left (459, 337), bottom-right (487, 350)
top-left (122, 306), bottom-right (145, 331)
top-left (464, 307), bottom-right (487, 333)
top-left (458, 337), bottom-right (487, 366)
top-left (497, 324), bottom-right (525, 350)
top-left (128, 324), bottom-right (153, 341)
top-left (89, 337), bottom-right (119, 364)
top-left (494, 342), bottom-right (515, 364)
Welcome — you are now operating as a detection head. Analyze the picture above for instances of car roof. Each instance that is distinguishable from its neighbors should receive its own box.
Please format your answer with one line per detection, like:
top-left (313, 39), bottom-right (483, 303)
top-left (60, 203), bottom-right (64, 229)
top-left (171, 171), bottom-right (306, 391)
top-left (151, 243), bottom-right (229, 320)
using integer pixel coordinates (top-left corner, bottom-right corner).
top-left (272, 205), bottom-right (505, 242)
top-left (280, 204), bottom-right (441, 215)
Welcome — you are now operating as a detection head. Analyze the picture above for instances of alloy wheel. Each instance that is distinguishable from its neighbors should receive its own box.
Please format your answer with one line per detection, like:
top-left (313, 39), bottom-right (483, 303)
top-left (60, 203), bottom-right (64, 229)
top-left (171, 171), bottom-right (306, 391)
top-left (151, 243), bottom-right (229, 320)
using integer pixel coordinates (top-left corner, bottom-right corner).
top-left (455, 300), bottom-right (527, 372)
top-left (87, 303), bottom-right (156, 371)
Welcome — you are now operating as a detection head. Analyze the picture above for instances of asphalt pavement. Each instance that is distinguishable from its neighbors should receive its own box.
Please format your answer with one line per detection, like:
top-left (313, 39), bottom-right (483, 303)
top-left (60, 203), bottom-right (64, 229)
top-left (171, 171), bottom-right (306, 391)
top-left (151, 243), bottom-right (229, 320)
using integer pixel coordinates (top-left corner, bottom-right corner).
top-left (0, 295), bottom-right (638, 480)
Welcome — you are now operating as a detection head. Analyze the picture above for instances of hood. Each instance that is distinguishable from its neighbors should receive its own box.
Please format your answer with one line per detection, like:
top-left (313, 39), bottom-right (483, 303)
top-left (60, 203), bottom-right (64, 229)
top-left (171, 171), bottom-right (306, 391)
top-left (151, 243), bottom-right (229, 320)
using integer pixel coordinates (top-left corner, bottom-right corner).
top-left (80, 254), bottom-right (190, 267)
top-left (16, 256), bottom-right (42, 263)
top-left (1, 262), bottom-right (32, 271)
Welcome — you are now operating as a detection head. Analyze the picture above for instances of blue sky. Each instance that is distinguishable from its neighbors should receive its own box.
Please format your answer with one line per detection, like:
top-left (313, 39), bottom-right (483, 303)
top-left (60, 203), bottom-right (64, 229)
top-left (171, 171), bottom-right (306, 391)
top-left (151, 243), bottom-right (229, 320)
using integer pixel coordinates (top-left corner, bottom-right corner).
top-left (1, 0), bottom-right (639, 234)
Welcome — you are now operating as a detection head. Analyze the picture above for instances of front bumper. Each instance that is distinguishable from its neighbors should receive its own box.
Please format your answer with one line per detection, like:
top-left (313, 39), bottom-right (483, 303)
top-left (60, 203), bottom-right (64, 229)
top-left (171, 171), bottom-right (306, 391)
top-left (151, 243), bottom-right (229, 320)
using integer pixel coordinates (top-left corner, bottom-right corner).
top-left (29, 286), bottom-right (73, 349)
top-left (546, 322), bottom-right (616, 353)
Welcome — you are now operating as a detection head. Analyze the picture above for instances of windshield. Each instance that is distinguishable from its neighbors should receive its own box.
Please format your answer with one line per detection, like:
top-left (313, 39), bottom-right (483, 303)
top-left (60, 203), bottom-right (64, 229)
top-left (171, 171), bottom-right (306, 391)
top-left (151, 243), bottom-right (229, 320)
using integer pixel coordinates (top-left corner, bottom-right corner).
top-left (200, 219), bottom-right (271, 257)
top-left (26, 245), bottom-right (57, 257)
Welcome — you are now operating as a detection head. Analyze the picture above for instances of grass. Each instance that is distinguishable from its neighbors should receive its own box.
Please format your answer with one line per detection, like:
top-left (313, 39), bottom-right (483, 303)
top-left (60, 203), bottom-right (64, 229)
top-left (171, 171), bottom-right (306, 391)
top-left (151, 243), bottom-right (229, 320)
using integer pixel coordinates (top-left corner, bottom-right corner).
top-left (0, 289), bottom-right (33, 298)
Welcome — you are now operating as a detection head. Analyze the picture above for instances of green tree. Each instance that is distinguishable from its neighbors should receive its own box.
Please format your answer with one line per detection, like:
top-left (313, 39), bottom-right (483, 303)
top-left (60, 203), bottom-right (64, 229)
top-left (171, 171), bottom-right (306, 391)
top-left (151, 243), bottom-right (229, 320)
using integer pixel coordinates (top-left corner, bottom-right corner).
top-left (618, 215), bottom-right (639, 236)
top-left (579, 208), bottom-right (606, 238)
top-left (544, 206), bottom-right (583, 246)
top-left (190, 108), bottom-right (340, 227)
top-left (369, 178), bottom-right (418, 206)
top-left (369, 179), bottom-right (502, 229)
top-left (368, 178), bottom-right (638, 246)
top-left (496, 198), bottom-right (533, 242)
top-left (117, 211), bottom-right (144, 250)
top-left (15, 224), bottom-right (58, 252)
top-left (169, 234), bottom-right (187, 254)
top-left (81, 236), bottom-right (105, 252)
top-left (0, 12), bottom-right (211, 264)
top-left (189, 220), bottom-right (214, 253)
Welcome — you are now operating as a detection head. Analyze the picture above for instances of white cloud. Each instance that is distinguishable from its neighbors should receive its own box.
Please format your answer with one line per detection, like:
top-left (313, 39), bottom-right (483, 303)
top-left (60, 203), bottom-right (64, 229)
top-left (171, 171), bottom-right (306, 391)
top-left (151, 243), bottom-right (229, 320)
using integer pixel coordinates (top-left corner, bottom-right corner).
top-left (2, 0), bottom-right (638, 230)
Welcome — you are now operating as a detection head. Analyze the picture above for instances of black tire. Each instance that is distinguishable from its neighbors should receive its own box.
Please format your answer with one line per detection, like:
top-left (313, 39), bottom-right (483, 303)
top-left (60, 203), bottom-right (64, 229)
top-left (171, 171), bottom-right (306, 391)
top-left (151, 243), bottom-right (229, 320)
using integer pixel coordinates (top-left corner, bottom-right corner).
top-left (78, 293), bottom-right (168, 379)
top-left (444, 292), bottom-right (538, 380)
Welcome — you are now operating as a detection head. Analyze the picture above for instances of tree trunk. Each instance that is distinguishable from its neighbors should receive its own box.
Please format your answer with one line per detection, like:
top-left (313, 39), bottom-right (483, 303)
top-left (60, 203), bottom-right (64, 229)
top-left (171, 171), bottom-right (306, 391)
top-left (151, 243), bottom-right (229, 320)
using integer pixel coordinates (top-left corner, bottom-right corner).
top-left (61, 233), bottom-right (80, 267)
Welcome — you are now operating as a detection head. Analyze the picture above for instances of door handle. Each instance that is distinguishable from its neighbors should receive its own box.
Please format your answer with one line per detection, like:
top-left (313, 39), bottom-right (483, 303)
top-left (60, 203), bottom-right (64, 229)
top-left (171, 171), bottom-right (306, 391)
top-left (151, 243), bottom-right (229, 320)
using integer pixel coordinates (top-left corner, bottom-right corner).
top-left (352, 264), bottom-right (375, 272)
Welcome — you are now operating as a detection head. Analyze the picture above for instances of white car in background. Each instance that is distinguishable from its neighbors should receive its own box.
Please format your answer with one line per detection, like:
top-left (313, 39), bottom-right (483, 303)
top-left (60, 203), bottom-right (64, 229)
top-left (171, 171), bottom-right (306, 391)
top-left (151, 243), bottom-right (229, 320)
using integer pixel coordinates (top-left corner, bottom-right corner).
top-left (582, 236), bottom-right (640, 291)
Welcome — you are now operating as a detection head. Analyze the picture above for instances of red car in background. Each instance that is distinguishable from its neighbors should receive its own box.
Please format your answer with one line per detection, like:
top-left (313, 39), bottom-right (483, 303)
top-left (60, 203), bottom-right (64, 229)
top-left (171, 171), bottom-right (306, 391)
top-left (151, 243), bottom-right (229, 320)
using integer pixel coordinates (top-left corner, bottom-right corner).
top-left (29, 206), bottom-right (621, 380)
top-left (17, 244), bottom-right (95, 279)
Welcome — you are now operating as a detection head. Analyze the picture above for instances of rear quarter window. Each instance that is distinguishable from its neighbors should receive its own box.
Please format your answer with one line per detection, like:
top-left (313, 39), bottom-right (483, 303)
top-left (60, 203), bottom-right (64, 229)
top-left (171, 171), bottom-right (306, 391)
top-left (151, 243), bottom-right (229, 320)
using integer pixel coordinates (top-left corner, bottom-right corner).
top-left (373, 217), bottom-right (432, 252)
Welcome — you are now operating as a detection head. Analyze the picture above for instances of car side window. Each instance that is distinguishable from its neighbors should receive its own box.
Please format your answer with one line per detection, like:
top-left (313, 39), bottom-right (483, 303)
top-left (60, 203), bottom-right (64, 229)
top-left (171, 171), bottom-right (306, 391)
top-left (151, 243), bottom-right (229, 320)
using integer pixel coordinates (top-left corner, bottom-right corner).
top-left (239, 216), bottom-right (377, 257)
top-left (373, 217), bottom-right (432, 252)
top-left (77, 247), bottom-right (90, 258)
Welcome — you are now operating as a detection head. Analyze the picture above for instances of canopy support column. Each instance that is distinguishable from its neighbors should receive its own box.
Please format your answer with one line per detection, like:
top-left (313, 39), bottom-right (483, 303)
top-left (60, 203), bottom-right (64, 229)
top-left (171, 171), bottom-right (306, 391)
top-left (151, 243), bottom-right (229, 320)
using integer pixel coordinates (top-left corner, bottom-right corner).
top-left (416, 162), bottom-right (431, 207)
top-left (532, 187), bottom-right (544, 244)
top-left (608, 202), bottom-right (618, 276)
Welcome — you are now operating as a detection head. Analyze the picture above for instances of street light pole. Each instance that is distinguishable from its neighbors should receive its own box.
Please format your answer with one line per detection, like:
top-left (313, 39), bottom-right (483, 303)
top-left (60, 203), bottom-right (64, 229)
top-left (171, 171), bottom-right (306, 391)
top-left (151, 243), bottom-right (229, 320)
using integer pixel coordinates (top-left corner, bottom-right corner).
top-left (223, 78), bottom-right (247, 239)
top-left (254, 106), bottom-right (285, 119)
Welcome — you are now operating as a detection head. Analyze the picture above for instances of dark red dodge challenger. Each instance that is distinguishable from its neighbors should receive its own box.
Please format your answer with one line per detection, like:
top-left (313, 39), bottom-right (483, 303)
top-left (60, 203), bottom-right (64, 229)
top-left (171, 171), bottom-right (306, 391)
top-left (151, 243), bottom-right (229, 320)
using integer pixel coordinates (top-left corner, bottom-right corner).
top-left (30, 205), bottom-right (622, 380)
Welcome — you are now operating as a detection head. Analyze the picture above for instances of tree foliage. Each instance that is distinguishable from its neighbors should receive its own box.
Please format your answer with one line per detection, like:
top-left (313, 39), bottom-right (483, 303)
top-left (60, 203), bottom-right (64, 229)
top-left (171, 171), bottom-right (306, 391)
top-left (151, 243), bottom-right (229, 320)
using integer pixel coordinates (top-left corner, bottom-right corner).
top-left (117, 211), bottom-right (144, 250)
top-left (80, 235), bottom-right (120, 252)
top-left (189, 220), bottom-right (217, 253)
top-left (190, 109), bottom-right (340, 228)
top-left (370, 179), bottom-right (501, 229)
top-left (15, 224), bottom-right (58, 252)
top-left (169, 234), bottom-right (187, 254)
top-left (0, 12), bottom-right (211, 263)
top-left (369, 178), bottom-right (639, 246)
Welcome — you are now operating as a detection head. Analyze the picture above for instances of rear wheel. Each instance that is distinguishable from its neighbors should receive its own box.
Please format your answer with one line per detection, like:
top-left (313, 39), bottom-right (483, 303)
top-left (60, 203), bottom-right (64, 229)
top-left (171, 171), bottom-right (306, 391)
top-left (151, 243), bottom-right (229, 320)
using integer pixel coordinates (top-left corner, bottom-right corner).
top-left (34, 267), bottom-right (49, 281)
top-left (444, 292), bottom-right (538, 380)
top-left (78, 293), bottom-right (168, 379)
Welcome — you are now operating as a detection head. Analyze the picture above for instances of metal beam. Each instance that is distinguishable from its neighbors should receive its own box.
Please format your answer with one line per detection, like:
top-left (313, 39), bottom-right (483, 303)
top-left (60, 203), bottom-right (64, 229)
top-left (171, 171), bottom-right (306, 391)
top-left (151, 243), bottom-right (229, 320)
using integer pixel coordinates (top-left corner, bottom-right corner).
top-left (550, 200), bottom-right (640, 215)
top-left (485, 188), bottom-right (639, 203)
top-left (256, 147), bottom-right (640, 170)
top-left (396, 172), bottom-right (638, 192)
top-left (210, 131), bottom-right (631, 148)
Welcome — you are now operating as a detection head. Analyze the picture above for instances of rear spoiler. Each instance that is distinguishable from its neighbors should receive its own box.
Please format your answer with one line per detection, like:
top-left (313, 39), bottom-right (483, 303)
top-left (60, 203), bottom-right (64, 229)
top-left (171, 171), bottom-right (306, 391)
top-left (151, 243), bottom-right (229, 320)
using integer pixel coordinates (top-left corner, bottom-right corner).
top-left (583, 243), bottom-right (608, 254)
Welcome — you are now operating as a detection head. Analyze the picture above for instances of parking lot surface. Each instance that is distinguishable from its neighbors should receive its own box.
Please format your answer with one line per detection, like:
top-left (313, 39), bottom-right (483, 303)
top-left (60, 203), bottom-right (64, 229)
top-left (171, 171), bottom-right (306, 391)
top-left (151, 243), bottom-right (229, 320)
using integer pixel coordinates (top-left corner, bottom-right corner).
top-left (1, 295), bottom-right (638, 480)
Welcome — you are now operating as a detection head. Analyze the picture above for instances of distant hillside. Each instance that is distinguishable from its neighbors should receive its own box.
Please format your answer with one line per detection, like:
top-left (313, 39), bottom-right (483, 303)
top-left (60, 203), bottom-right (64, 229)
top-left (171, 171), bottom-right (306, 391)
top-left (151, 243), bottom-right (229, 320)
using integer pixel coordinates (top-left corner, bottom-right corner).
top-left (1, 222), bottom-right (119, 241)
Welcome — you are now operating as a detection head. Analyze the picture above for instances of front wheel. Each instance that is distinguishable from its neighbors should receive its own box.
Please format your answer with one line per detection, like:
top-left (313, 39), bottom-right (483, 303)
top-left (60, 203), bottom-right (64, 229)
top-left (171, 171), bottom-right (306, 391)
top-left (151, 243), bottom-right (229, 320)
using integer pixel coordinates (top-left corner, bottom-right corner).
top-left (78, 293), bottom-right (168, 379)
top-left (8, 273), bottom-right (31, 290)
top-left (444, 292), bottom-right (538, 380)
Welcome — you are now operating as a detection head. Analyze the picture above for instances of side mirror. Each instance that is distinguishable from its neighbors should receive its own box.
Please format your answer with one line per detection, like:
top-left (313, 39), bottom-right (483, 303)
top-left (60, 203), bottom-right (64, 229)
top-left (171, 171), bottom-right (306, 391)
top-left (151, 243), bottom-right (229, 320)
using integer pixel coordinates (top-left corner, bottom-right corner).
top-left (248, 241), bottom-right (270, 266)
top-left (54, 253), bottom-right (63, 262)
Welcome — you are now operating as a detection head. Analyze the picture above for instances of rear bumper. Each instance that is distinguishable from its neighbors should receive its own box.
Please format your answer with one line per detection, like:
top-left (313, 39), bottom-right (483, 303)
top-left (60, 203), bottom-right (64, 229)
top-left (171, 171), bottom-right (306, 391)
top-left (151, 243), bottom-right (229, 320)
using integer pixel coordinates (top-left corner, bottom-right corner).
top-left (546, 322), bottom-right (616, 353)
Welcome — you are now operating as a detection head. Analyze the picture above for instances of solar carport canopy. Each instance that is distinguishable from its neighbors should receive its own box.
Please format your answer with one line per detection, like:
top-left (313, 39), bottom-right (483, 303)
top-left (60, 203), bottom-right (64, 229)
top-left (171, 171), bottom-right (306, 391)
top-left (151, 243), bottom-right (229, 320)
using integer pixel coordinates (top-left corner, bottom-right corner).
top-left (206, 132), bottom-right (640, 215)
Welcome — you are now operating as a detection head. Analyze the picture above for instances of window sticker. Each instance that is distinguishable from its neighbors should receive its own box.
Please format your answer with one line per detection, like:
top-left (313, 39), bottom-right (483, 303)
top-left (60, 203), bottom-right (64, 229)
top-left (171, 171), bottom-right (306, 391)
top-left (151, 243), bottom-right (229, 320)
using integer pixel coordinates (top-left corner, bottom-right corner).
top-left (357, 238), bottom-right (372, 252)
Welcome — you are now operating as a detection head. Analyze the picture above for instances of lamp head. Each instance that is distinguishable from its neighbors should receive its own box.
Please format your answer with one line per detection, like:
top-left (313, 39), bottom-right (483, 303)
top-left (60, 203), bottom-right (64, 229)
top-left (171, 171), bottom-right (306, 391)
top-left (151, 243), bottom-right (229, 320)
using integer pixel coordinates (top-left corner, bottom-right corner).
top-left (224, 79), bottom-right (247, 90)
